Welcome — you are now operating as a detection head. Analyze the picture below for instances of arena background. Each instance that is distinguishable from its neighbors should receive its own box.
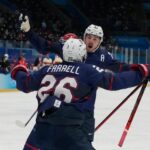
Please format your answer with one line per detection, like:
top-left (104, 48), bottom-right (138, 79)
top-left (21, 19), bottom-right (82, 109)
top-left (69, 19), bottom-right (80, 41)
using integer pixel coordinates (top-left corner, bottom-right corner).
top-left (0, 1), bottom-right (150, 150)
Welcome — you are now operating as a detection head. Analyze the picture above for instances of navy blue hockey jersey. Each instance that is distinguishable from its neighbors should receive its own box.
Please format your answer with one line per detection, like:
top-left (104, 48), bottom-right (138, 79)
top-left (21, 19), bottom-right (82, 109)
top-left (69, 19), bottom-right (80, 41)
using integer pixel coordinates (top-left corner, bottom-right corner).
top-left (14, 62), bottom-right (143, 112)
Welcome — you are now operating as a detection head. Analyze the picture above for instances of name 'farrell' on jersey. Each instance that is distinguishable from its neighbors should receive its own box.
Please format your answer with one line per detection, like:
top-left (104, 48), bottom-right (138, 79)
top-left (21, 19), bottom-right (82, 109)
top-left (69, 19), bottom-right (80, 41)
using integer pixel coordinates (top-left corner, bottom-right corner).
top-left (47, 64), bottom-right (80, 75)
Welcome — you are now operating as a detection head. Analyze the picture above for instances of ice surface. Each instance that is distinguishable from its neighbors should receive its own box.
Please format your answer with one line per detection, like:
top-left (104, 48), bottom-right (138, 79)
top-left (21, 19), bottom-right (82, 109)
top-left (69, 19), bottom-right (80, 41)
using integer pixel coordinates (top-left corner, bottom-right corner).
top-left (0, 86), bottom-right (150, 150)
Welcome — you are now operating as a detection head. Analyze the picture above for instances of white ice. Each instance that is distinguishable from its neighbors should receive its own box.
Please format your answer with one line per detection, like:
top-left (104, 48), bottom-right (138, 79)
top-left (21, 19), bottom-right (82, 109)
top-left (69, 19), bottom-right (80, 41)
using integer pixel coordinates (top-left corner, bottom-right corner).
top-left (0, 86), bottom-right (150, 150)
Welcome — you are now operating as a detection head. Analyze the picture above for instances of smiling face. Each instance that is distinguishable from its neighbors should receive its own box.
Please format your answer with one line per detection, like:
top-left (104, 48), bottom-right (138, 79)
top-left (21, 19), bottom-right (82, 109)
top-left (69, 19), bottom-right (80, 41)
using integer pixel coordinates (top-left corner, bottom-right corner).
top-left (84, 34), bottom-right (102, 52)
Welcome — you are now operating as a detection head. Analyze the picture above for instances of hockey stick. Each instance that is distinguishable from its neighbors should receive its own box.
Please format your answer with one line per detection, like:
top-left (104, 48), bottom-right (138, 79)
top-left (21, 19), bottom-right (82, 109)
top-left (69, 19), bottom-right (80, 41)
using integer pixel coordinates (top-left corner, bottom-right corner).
top-left (118, 79), bottom-right (148, 147)
top-left (95, 79), bottom-right (147, 132)
top-left (15, 107), bottom-right (38, 128)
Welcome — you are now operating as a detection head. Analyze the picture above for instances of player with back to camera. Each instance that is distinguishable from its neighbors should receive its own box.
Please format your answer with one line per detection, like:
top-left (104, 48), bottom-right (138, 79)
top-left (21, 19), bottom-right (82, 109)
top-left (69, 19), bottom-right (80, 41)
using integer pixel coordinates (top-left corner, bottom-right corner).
top-left (11, 38), bottom-right (150, 150)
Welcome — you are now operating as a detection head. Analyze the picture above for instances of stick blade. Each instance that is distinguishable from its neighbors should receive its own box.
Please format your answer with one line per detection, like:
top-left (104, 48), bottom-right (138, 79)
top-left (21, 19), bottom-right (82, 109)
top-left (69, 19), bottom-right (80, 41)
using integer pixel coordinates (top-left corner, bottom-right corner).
top-left (15, 120), bottom-right (26, 128)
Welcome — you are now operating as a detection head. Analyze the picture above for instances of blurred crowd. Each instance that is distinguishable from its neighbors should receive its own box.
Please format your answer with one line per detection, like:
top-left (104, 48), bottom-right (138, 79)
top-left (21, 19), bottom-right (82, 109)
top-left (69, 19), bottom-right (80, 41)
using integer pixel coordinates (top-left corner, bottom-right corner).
top-left (73, 0), bottom-right (142, 34)
top-left (0, 0), bottom-right (145, 42)
top-left (0, 0), bottom-right (70, 41)
top-left (0, 53), bottom-right (63, 74)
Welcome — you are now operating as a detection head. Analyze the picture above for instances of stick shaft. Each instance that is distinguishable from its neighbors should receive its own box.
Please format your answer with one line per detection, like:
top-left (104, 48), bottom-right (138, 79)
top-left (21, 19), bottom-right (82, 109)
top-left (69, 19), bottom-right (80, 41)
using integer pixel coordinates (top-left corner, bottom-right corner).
top-left (24, 108), bottom-right (38, 127)
top-left (95, 80), bottom-right (145, 132)
top-left (118, 80), bottom-right (148, 147)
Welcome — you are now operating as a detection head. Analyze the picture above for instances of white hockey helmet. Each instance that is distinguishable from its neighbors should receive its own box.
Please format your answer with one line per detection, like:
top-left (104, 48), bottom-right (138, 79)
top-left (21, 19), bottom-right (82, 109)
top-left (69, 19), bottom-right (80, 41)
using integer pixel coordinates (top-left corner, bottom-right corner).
top-left (63, 38), bottom-right (87, 62)
top-left (84, 24), bottom-right (104, 42)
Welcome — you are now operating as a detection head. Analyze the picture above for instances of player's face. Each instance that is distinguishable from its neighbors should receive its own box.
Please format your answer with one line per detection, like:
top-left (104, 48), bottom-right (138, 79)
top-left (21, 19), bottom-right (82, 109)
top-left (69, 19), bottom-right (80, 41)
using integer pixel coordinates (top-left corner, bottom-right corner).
top-left (84, 34), bottom-right (101, 52)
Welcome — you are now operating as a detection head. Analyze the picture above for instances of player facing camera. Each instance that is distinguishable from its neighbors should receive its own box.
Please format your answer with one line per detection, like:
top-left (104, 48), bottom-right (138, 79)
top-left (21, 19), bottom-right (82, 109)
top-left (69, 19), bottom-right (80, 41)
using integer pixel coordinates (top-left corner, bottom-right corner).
top-left (84, 24), bottom-right (103, 52)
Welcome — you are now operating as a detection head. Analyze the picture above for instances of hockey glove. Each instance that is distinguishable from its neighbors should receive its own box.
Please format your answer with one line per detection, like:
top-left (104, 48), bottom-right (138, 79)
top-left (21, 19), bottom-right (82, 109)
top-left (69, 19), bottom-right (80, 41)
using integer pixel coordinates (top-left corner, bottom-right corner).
top-left (131, 64), bottom-right (150, 79)
top-left (11, 64), bottom-right (29, 80)
top-left (19, 13), bottom-right (30, 32)
top-left (130, 64), bottom-right (139, 71)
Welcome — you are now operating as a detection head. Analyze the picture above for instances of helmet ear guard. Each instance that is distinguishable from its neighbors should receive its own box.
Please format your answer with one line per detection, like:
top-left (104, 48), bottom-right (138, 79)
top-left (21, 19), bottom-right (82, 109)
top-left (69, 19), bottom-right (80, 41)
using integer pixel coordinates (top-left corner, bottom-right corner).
top-left (62, 38), bottom-right (87, 62)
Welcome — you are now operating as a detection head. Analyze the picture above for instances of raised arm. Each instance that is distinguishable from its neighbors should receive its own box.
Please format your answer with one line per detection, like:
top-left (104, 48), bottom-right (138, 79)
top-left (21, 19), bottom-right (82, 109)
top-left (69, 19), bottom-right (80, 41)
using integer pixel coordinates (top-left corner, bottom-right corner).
top-left (19, 14), bottom-right (63, 57)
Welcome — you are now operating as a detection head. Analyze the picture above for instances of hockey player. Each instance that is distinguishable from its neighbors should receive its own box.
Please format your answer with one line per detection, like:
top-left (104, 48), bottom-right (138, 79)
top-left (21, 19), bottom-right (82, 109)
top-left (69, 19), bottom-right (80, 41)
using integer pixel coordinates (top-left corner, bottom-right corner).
top-left (11, 38), bottom-right (150, 150)
top-left (18, 14), bottom-right (144, 144)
